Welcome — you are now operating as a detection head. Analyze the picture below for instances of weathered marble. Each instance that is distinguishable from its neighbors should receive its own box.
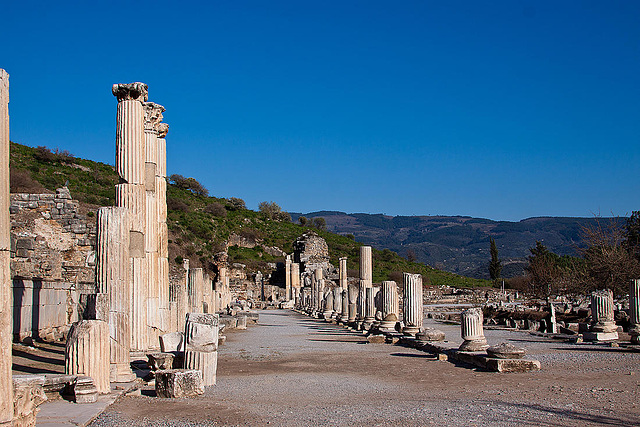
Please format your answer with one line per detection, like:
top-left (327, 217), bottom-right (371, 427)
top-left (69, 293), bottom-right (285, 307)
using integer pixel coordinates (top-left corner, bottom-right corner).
top-left (487, 343), bottom-right (526, 359)
top-left (155, 369), bottom-right (204, 398)
top-left (183, 313), bottom-right (219, 386)
top-left (363, 287), bottom-right (378, 329)
top-left (0, 69), bottom-right (12, 425)
top-left (113, 84), bottom-right (146, 185)
top-left (585, 289), bottom-right (618, 341)
top-left (285, 255), bottom-right (292, 301)
top-left (379, 280), bottom-right (399, 332)
top-left (348, 284), bottom-right (358, 323)
top-left (65, 320), bottom-right (110, 394)
top-left (96, 207), bottom-right (135, 382)
top-left (459, 307), bottom-right (488, 351)
top-left (12, 375), bottom-right (46, 426)
top-left (402, 273), bottom-right (423, 336)
top-left (359, 246), bottom-right (372, 288)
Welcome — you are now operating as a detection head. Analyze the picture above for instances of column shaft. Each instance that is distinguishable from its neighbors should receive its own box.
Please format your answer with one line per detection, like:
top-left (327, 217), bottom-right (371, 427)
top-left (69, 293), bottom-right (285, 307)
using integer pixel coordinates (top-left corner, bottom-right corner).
top-left (402, 273), bottom-right (423, 335)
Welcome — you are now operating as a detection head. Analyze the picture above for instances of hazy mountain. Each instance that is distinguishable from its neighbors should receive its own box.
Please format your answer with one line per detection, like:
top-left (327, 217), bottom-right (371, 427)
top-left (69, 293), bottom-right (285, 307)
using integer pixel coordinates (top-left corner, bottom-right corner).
top-left (290, 211), bottom-right (625, 279)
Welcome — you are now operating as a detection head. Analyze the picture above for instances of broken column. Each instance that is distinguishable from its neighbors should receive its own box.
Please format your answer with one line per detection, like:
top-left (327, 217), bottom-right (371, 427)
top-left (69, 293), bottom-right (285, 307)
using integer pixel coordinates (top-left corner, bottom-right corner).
top-left (188, 268), bottom-right (205, 313)
top-left (183, 313), bottom-right (219, 386)
top-left (363, 287), bottom-right (378, 330)
top-left (323, 289), bottom-right (334, 320)
top-left (356, 280), bottom-right (367, 329)
top-left (113, 82), bottom-right (148, 351)
top-left (340, 288), bottom-right (349, 323)
top-left (359, 246), bottom-right (372, 288)
top-left (402, 273), bottom-right (423, 336)
top-left (459, 307), bottom-right (489, 351)
top-left (379, 280), bottom-right (399, 332)
top-left (65, 320), bottom-right (110, 394)
top-left (630, 279), bottom-right (640, 345)
top-left (291, 262), bottom-right (300, 306)
top-left (348, 283), bottom-right (358, 324)
top-left (96, 207), bottom-right (135, 382)
top-left (333, 286), bottom-right (342, 319)
top-left (0, 68), bottom-right (12, 425)
top-left (587, 289), bottom-right (618, 341)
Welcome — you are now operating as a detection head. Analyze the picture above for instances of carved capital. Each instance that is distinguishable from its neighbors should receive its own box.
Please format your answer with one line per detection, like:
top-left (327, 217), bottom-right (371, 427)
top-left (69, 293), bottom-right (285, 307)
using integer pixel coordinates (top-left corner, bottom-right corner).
top-left (143, 102), bottom-right (165, 132)
top-left (112, 82), bottom-right (148, 102)
top-left (157, 123), bottom-right (169, 138)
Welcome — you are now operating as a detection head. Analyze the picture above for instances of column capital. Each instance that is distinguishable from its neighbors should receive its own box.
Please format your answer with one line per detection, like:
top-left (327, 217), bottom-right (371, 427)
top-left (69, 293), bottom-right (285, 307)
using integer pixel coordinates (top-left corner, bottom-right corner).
top-left (112, 82), bottom-right (148, 102)
top-left (157, 123), bottom-right (169, 138)
top-left (143, 102), bottom-right (165, 132)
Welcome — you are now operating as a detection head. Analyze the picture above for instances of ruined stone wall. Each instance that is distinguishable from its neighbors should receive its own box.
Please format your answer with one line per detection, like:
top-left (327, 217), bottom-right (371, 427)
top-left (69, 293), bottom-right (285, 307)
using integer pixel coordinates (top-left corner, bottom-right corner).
top-left (10, 188), bottom-right (96, 340)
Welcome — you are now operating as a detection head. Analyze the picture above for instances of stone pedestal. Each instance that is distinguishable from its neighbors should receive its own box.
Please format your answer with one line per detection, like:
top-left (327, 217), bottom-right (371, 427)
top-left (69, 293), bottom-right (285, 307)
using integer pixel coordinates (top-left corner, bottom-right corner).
top-left (96, 207), bottom-right (136, 382)
top-left (379, 280), bottom-right (399, 332)
top-left (630, 279), bottom-right (640, 344)
top-left (347, 284), bottom-right (358, 323)
top-left (0, 69), bottom-right (12, 425)
top-left (459, 307), bottom-right (488, 351)
top-left (585, 289), bottom-right (618, 341)
top-left (183, 313), bottom-right (219, 386)
top-left (402, 273), bottom-right (423, 336)
top-left (340, 288), bottom-right (349, 323)
top-left (323, 290), bottom-right (334, 320)
top-left (65, 320), bottom-right (110, 394)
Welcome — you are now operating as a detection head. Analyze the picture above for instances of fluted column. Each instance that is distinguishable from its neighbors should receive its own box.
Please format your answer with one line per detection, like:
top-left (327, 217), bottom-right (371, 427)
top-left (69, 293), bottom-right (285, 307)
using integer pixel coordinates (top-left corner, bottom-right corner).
top-left (339, 257), bottom-right (347, 289)
top-left (285, 255), bottom-right (292, 301)
top-left (183, 313), bottom-right (218, 386)
top-left (96, 207), bottom-right (135, 382)
top-left (291, 262), bottom-right (300, 306)
top-left (380, 280), bottom-right (399, 332)
top-left (157, 123), bottom-right (170, 332)
top-left (459, 307), bottom-right (488, 351)
top-left (348, 284), bottom-right (358, 323)
top-left (0, 69), bottom-right (12, 425)
top-left (363, 287), bottom-right (378, 330)
top-left (323, 289), bottom-right (334, 320)
top-left (359, 246), bottom-right (372, 288)
top-left (189, 268), bottom-right (205, 313)
top-left (630, 280), bottom-right (640, 344)
top-left (113, 82), bottom-right (149, 351)
top-left (333, 287), bottom-right (342, 318)
top-left (590, 289), bottom-right (617, 333)
top-left (65, 320), bottom-right (110, 394)
top-left (356, 280), bottom-right (367, 328)
top-left (402, 273), bottom-right (423, 336)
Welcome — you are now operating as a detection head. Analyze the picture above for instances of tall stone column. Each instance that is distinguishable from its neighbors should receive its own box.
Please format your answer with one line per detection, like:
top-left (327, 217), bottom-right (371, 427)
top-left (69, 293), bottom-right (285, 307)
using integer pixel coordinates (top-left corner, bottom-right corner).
top-left (143, 102), bottom-right (164, 348)
top-left (339, 257), bottom-right (347, 289)
top-left (363, 287), bottom-right (378, 330)
top-left (189, 268), bottom-right (205, 313)
top-left (402, 273), bottom-right (423, 336)
top-left (96, 207), bottom-right (136, 381)
top-left (587, 289), bottom-right (618, 341)
top-left (459, 307), bottom-right (488, 351)
top-left (285, 255), bottom-right (292, 301)
top-left (113, 82), bottom-right (148, 351)
top-left (359, 246), bottom-right (372, 288)
top-left (379, 280), bottom-right (399, 332)
top-left (0, 68), bottom-right (12, 425)
top-left (157, 123), bottom-right (170, 332)
top-left (630, 279), bottom-right (640, 344)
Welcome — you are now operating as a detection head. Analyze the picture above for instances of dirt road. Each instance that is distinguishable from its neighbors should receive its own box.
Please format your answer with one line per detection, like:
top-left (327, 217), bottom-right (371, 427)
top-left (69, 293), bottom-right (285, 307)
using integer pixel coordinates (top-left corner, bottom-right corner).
top-left (90, 310), bottom-right (640, 426)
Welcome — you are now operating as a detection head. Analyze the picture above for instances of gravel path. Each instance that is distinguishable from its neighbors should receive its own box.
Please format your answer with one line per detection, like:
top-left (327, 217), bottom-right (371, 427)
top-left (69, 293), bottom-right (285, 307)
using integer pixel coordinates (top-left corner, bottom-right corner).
top-left (90, 310), bottom-right (640, 426)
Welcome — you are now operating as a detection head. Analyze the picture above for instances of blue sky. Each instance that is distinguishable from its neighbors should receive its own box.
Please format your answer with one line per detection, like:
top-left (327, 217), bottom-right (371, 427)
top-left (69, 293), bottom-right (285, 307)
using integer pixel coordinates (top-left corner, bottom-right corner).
top-left (2, 1), bottom-right (638, 221)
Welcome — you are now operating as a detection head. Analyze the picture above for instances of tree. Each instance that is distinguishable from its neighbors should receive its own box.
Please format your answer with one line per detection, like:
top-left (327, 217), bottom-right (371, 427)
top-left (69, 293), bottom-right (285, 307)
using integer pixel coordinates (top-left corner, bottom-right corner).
top-left (227, 197), bottom-right (246, 210)
top-left (298, 216), bottom-right (307, 226)
top-left (526, 241), bottom-right (560, 298)
top-left (626, 211), bottom-right (640, 261)
top-left (406, 249), bottom-right (417, 263)
top-left (169, 174), bottom-right (208, 196)
top-left (259, 201), bottom-right (282, 220)
top-left (311, 217), bottom-right (326, 230)
top-left (580, 217), bottom-right (640, 296)
top-left (488, 237), bottom-right (502, 285)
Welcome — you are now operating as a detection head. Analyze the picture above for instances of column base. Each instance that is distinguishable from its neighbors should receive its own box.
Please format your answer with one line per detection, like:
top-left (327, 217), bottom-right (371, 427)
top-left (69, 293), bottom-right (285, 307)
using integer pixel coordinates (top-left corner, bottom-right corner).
top-left (110, 364), bottom-right (137, 383)
top-left (402, 326), bottom-right (420, 336)
top-left (459, 338), bottom-right (489, 352)
top-left (583, 331), bottom-right (619, 342)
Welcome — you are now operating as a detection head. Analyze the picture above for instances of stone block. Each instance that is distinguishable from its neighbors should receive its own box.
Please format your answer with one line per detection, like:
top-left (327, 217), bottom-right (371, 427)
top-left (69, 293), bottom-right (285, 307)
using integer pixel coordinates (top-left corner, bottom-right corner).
top-left (583, 331), bottom-right (619, 342)
top-left (155, 369), bottom-right (204, 398)
top-left (367, 334), bottom-right (386, 343)
top-left (159, 332), bottom-right (184, 353)
top-left (485, 358), bottom-right (541, 373)
top-left (236, 315), bottom-right (247, 330)
top-left (72, 376), bottom-right (98, 403)
top-left (185, 313), bottom-right (219, 352)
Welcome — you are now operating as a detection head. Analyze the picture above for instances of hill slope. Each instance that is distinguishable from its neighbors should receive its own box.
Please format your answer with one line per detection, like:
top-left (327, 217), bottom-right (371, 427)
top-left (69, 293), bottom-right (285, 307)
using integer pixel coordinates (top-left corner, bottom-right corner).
top-left (9, 141), bottom-right (490, 288)
top-left (290, 211), bottom-right (625, 279)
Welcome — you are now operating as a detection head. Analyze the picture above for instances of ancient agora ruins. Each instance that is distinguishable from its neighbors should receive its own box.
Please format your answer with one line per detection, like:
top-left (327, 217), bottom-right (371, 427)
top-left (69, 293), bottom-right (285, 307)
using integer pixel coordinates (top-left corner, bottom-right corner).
top-left (1, 73), bottom-right (639, 426)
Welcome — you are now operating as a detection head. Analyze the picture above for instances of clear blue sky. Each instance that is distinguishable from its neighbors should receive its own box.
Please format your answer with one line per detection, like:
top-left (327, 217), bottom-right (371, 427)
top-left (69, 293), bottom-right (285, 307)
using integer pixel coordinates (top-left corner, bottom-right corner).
top-left (2, 1), bottom-right (638, 221)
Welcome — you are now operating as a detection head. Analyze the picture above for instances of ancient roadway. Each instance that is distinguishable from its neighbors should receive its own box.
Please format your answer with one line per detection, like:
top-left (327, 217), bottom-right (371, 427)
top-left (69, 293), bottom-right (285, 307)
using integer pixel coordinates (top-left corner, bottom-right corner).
top-left (91, 310), bottom-right (640, 426)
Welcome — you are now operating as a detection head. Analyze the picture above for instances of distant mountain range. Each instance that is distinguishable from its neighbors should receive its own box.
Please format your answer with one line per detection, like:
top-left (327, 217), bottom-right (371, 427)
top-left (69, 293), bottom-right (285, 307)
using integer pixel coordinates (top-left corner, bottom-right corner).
top-left (290, 211), bottom-right (625, 279)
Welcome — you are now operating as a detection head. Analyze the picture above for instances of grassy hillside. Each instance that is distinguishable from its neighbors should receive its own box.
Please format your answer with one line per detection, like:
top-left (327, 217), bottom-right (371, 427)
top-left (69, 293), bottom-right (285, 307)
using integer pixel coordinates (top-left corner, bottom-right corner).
top-left (9, 141), bottom-right (490, 288)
